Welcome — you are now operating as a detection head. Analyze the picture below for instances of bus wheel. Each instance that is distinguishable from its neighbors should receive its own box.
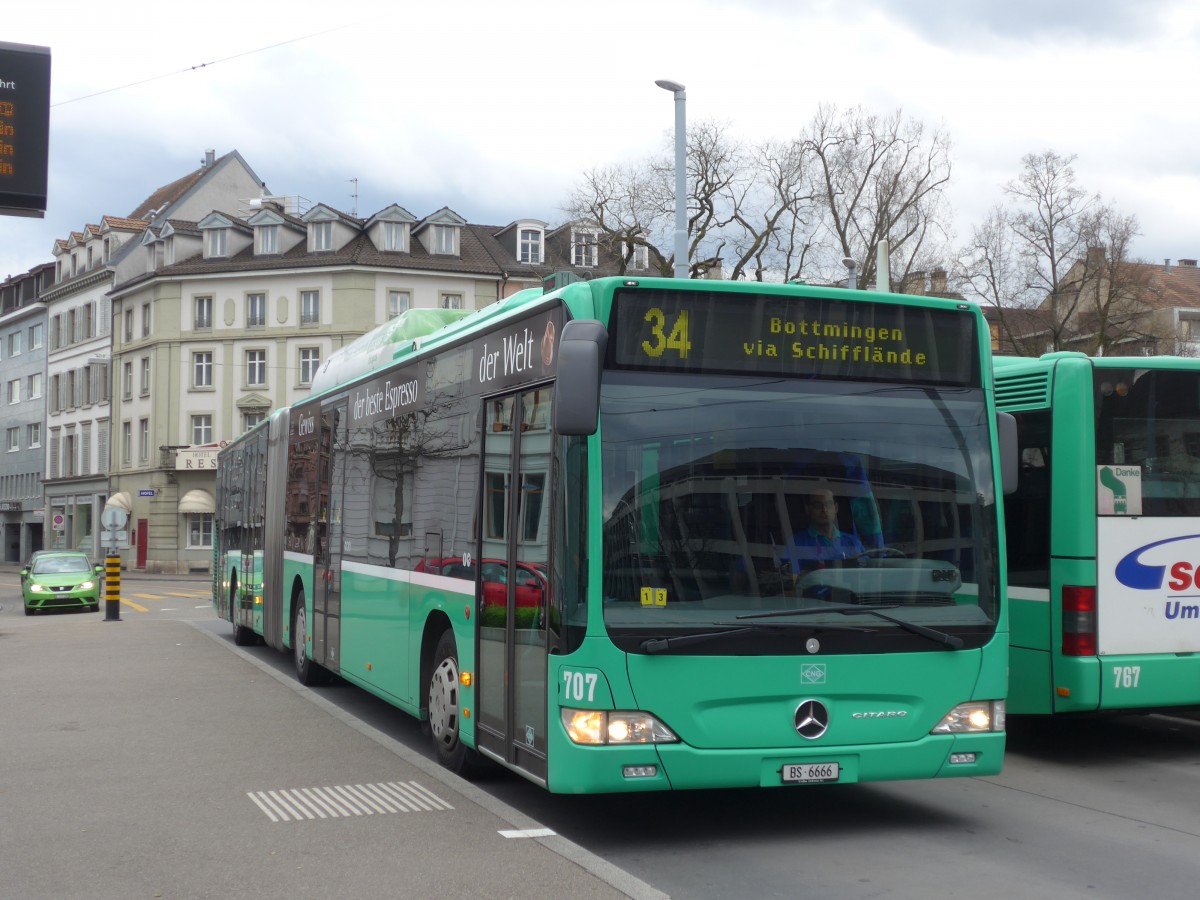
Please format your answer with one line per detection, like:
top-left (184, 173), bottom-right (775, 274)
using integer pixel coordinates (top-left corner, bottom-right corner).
top-left (231, 576), bottom-right (255, 646)
top-left (293, 594), bottom-right (322, 686)
top-left (428, 630), bottom-right (483, 774)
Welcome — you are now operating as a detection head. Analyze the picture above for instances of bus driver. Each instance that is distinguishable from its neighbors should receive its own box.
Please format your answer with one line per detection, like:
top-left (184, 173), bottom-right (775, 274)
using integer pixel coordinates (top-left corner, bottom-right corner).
top-left (782, 487), bottom-right (865, 578)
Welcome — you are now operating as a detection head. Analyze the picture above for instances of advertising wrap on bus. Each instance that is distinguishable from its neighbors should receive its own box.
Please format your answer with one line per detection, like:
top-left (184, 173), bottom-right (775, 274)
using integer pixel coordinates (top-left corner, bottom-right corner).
top-left (1099, 517), bottom-right (1200, 655)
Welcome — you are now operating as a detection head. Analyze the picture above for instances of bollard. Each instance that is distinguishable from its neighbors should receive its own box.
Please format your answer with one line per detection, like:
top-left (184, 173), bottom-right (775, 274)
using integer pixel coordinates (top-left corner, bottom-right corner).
top-left (104, 555), bottom-right (122, 621)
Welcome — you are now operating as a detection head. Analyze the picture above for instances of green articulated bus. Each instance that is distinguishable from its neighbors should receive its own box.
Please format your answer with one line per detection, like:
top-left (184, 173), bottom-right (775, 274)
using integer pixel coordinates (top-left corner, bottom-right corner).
top-left (215, 275), bottom-right (1011, 793)
top-left (995, 352), bottom-right (1200, 715)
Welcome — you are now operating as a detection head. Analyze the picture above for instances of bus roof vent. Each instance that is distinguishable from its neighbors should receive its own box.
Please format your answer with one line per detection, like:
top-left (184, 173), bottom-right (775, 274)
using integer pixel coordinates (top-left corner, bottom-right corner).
top-left (994, 371), bottom-right (1050, 409)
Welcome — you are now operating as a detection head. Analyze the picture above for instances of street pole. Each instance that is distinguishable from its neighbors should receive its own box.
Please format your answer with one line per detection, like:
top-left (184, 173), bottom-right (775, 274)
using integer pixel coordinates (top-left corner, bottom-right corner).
top-left (655, 79), bottom-right (688, 279)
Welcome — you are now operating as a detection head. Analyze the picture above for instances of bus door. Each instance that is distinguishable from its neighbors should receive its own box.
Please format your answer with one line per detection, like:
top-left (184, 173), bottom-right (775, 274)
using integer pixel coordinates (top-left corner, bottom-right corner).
top-left (313, 402), bottom-right (347, 673)
top-left (476, 387), bottom-right (552, 781)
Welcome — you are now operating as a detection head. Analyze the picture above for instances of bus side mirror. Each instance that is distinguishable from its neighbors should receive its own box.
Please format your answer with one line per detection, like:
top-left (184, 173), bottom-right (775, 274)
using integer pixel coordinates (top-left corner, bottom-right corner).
top-left (552, 319), bottom-right (608, 436)
top-left (997, 412), bottom-right (1018, 495)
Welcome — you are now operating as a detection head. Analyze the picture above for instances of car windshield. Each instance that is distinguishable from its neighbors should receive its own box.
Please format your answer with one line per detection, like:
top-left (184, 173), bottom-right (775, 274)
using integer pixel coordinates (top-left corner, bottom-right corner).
top-left (32, 556), bottom-right (91, 575)
top-left (599, 372), bottom-right (1000, 655)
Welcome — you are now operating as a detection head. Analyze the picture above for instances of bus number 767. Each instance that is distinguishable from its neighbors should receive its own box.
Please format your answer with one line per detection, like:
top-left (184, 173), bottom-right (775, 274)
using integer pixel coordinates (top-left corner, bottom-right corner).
top-left (1112, 666), bottom-right (1141, 689)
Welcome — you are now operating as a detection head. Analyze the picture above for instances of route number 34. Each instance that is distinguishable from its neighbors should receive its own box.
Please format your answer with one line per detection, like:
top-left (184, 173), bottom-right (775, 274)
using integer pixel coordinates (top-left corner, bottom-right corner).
top-left (1112, 665), bottom-right (1141, 688)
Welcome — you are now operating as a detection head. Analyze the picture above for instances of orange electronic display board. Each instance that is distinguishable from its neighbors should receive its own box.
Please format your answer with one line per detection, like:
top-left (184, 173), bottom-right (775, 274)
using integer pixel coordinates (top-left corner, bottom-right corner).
top-left (0, 41), bottom-right (51, 218)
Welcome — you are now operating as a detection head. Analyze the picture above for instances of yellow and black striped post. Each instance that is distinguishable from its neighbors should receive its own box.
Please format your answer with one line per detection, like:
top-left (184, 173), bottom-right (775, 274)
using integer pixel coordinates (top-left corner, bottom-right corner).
top-left (104, 555), bottom-right (122, 621)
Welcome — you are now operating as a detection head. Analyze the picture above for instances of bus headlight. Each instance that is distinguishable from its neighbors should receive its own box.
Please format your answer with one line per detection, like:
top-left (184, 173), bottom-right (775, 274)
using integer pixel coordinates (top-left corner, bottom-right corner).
top-left (561, 709), bottom-right (679, 745)
top-left (931, 700), bottom-right (1005, 734)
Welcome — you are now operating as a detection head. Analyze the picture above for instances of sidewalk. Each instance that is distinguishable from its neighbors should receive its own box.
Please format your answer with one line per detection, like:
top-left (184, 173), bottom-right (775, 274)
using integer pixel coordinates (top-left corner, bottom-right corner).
top-left (0, 609), bottom-right (666, 900)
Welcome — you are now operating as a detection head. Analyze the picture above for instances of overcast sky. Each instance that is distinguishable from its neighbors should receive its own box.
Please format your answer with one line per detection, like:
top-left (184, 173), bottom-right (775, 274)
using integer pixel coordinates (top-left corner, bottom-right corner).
top-left (3, 0), bottom-right (1198, 282)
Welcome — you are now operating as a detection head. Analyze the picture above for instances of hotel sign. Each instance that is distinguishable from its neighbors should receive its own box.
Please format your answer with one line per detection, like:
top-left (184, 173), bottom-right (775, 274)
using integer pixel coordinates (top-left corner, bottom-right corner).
top-left (175, 445), bottom-right (222, 470)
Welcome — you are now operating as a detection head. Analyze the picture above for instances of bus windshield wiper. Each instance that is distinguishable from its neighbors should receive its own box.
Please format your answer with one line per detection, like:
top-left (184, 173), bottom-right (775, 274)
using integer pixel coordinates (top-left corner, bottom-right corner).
top-left (736, 604), bottom-right (964, 650)
top-left (639, 626), bottom-right (759, 654)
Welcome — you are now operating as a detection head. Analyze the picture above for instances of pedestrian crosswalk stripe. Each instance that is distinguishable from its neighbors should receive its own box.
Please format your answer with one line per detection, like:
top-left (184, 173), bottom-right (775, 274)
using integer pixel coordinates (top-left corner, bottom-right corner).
top-left (247, 781), bottom-right (453, 822)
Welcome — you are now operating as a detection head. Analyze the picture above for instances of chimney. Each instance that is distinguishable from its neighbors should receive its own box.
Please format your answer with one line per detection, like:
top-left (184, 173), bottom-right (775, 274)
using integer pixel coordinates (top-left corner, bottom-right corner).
top-left (1164, 258), bottom-right (1172, 273)
top-left (930, 267), bottom-right (948, 295)
top-left (203, 149), bottom-right (216, 168)
top-left (1086, 246), bottom-right (1105, 266)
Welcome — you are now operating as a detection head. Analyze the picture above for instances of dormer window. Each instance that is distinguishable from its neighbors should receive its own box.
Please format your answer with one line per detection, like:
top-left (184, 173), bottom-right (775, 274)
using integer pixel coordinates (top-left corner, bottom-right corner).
top-left (382, 221), bottom-right (406, 252)
top-left (258, 224), bottom-right (279, 255)
top-left (207, 228), bottom-right (228, 258)
top-left (519, 228), bottom-right (542, 264)
top-left (433, 224), bottom-right (457, 255)
top-left (164, 237), bottom-right (175, 265)
top-left (311, 220), bottom-right (333, 252)
top-left (621, 241), bottom-right (649, 270)
top-left (572, 231), bottom-right (598, 268)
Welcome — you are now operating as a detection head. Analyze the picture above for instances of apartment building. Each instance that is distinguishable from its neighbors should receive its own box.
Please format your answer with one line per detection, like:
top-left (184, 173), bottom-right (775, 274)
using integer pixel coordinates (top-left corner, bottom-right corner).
top-left (0, 263), bottom-right (52, 562)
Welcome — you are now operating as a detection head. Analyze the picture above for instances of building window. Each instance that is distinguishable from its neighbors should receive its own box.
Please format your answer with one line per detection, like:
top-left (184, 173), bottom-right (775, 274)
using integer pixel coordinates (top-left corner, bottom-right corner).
top-left (382, 221), bottom-right (405, 251)
top-left (188, 513), bottom-right (215, 548)
top-left (122, 363), bottom-right (133, 400)
top-left (193, 351), bottom-right (213, 388)
top-left (7, 379), bottom-right (19, 404)
top-left (191, 414), bottom-right (213, 445)
top-left (300, 290), bottom-right (320, 326)
top-left (207, 228), bottom-right (227, 257)
top-left (258, 224), bottom-right (279, 255)
top-left (299, 348), bottom-right (320, 385)
top-left (624, 243), bottom-right (649, 270)
top-left (243, 411), bottom-right (265, 432)
top-left (246, 349), bottom-right (267, 386)
top-left (387, 290), bottom-right (411, 318)
top-left (138, 418), bottom-right (150, 463)
top-left (28, 372), bottom-right (42, 399)
top-left (194, 296), bottom-right (213, 330)
top-left (121, 422), bottom-right (132, 465)
top-left (140, 358), bottom-right (151, 395)
top-left (572, 231), bottom-right (598, 268)
top-left (440, 293), bottom-right (464, 310)
top-left (246, 292), bottom-right (266, 327)
top-left (142, 303), bottom-right (151, 336)
top-left (5, 427), bottom-right (17, 452)
top-left (312, 220), bottom-right (333, 251)
top-left (8, 331), bottom-right (21, 355)
top-left (27, 422), bottom-right (41, 448)
top-left (520, 228), bottom-right (542, 264)
top-left (29, 323), bottom-right (42, 349)
top-left (433, 225), bottom-right (457, 254)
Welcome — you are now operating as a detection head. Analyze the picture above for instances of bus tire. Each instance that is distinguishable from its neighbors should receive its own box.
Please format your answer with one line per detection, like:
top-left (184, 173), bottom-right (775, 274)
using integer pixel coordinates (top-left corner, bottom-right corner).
top-left (292, 593), bottom-right (323, 686)
top-left (231, 574), bottom-right (255, 646)
top-left (428, 630), bottom-right (484, 775)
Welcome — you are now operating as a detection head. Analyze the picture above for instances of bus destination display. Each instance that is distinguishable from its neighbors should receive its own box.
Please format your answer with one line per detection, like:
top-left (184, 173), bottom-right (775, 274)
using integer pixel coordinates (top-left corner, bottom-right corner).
top-left (610, 288), bottom-right (980, 386)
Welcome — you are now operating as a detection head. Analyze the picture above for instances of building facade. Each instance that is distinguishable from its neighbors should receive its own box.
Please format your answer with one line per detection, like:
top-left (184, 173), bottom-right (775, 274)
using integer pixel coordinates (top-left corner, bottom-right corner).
top-left (0, 264), bottom-right (51, 563)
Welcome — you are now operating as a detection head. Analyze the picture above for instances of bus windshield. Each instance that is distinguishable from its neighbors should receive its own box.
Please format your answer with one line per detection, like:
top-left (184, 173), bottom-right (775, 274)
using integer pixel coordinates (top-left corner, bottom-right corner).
top-left (1095, 367), bottom-right (1200, 516)
top-left (600, 372), bottom-right (1000, 654)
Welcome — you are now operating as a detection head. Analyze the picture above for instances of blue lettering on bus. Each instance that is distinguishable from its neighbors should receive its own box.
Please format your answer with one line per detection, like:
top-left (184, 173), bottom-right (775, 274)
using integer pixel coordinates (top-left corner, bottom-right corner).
top-left (1114, 534), bottom-right (1200, 590)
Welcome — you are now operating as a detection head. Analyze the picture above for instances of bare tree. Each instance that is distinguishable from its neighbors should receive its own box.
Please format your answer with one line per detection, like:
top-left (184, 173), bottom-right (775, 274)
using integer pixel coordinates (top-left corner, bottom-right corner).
top-left (804, 105), bottom-right (953, 289)
top-left (959, 151), bottom-right (1158, 356)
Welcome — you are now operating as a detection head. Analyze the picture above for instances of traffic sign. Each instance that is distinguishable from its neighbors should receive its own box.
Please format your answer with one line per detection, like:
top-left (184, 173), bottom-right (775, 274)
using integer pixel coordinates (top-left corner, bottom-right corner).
top-left (101, 507), bottom-right (129, 530)
top-left (101, 531), bottom-right (128, 544)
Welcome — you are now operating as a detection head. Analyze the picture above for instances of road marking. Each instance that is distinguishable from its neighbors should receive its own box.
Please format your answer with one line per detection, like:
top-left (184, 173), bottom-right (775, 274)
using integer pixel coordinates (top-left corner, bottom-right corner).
top-left (247, 781), bottom-right (453, 822)
top-left (120, 598), bottom-right (149, 612)
top-left (500, 828), bottom-right (557, 839)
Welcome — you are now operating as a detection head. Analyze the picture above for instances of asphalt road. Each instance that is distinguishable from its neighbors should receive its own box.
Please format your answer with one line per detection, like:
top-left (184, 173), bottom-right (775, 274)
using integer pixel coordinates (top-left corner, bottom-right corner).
top-left (6, 570), bottom-right (1200, 899)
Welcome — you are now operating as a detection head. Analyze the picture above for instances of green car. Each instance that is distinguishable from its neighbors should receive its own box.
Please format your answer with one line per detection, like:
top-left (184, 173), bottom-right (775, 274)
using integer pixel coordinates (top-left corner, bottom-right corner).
top-left (20, 551), bottom-right (104, 615)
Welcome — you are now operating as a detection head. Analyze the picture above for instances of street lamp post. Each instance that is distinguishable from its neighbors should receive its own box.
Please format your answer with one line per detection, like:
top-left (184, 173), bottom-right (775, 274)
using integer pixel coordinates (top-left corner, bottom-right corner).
top-left (841, 256), bottom-right (858, 291)
top-left (655, 79), bottom-right (688, 279)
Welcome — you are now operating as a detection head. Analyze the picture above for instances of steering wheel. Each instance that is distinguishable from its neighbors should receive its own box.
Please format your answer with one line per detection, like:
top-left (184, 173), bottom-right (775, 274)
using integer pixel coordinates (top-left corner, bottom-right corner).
top-left (854, 546), bottom-right (907, 561)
